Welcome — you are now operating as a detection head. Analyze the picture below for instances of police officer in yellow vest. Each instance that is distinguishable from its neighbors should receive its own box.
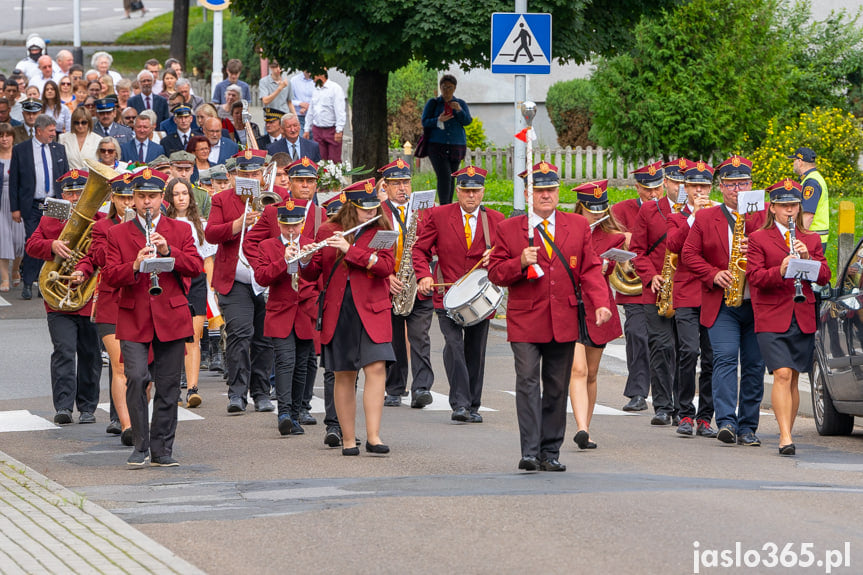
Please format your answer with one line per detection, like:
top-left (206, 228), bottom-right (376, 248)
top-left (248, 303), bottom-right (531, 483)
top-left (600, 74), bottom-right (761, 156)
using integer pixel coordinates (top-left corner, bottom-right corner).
top-left (789, 146), bottom-right (828, 247)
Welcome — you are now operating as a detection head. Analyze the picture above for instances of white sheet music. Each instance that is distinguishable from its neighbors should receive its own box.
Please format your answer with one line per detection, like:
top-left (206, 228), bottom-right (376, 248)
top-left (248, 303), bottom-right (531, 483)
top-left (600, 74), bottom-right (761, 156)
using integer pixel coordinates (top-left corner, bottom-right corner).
top-left (737, 190), bottom-right (765, 214)
top-left (600, 248), bottom-right (636, 263)
top-left (785, 258), bottom-right (821, 282)
top-left (409, 190), bottom-right (436, 212)
top-left (368, 230), bottom-right (399, 249)
top-left (139, 257), bottom-right (175, 274)
top-left (234, 177), bottom-right (260, 198)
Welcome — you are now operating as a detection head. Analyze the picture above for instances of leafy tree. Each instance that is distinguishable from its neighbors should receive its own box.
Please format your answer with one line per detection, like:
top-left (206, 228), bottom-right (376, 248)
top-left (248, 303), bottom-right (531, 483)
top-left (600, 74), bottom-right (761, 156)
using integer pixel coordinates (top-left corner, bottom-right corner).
top-left (232, 0), bottom-right (677, 172)
top-left (187, 15), bottom-right (259, 85)
top-left (546, 78), bottom-right (595, 148)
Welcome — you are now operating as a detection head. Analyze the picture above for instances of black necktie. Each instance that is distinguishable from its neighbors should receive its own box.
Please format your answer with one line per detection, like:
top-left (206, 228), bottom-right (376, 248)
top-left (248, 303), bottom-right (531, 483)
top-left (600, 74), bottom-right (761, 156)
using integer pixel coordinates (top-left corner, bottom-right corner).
top-left (182, 134), bottom-right (187, 148)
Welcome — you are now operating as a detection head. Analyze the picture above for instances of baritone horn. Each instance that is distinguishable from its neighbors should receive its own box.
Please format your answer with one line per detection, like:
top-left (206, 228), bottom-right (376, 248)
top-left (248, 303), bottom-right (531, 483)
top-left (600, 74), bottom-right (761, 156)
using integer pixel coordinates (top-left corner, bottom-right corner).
top-left (610, 261), bottom-right (643, 296)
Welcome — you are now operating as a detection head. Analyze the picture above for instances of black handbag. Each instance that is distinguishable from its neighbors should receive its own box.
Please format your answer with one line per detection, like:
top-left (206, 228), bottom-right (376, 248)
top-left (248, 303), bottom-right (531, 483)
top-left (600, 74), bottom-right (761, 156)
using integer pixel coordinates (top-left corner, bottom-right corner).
top-left (414, 129), bottom-right (430, 158)
top-left (130, 0), bottom-right (144, 11)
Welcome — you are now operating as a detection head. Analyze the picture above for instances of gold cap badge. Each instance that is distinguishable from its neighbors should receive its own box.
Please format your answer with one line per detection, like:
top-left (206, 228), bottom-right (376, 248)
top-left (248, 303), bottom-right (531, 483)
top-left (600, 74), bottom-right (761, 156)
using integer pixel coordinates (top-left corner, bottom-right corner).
top-left (142, 168), bottom-right (152, 180)
top-left (285, 199), bottom-right (295, 211)
top-left (396, 158), bottom-right (405, 169)
top-left (697, 161), bottom-right (706, 172)
top-left (339, 192), bottom-right (347, 204)
top-left (70, 170), bottom-right (79, 180)
top-left (244, 149), bottom-right (253, 160)
top-left (301, 157), bottom-right (310, 167)
top-left (467, 166), bottom-right (475, 177)
top-left (731, 156), bottom-right (741, 167)
top-left (539, 162), bottom-right (550, 174)
top-left (364, 181), bottom-right (374, 194)
top-left (648, 165), bottom-right (656, 176)
top-left (784, 179), bottom-right (793, 190)
top-left (678, 158), bottom-right (687, 170)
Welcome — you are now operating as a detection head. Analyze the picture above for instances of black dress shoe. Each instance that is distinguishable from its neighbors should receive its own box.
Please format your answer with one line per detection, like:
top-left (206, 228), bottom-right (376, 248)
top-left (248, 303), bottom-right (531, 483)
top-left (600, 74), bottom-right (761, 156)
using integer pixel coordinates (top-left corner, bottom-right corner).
top-left (105, 420), bottom-right (122, 435)
top-left (384, 394), bottom-right (402, 407)
top-left (672, 415), bottom-right (681, 426)
top-left (324, 427), bottom-right (342, 447)
top-left (540, 458), bottom-right (566, 472)
top-left (518, 455), bottom-right (539, 471)
top-left (622, 395), bottom-right (647, 411)
top-left (650, 411), bottom-right (672, 425)
top-left (227, 397), bottom-right (245, 414)
top-left (21, 284), bottom-right (31, 300)
top-left (411, 389), bottom-right (433, 408)
top-left (121, 427), bottom-right (134, 447)
top-left (717, 424), bottom-right (736, 444)
top-left (255, 398), bottom-right (275, 412)
top-left (342, 446), bottom-right (360, 456)
top-left (574, 430), bottom-right (590, 449)
top-left (779, 443), bottom-right (796, 456)
top-left (451, 407), bottom-right (470, 422)
top-left (78, 411), bottom-right (96, 424)
top-left (278, 416), bottom-right (293, 436)
top-left (365, 441), bottom-right (390, 454)
top-left (298, 409), bottom-right (317, 425)
top-left (127, 450), bottom-right (149, 467)
top-left (151, 455), bottom-right (179, 467)
top-left (468, 411), bottom-right (483, 423)
top-left (737, 432), bottom-right (761, 447)
top-left (53, 409), bottom-right (73, 425)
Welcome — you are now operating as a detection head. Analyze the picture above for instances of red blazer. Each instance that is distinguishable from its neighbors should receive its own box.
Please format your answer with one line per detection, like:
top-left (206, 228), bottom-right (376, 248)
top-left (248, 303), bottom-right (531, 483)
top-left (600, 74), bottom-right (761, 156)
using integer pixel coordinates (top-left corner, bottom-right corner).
top-left (103, 216), bottom-right (204, 343)
top-left (586, 227), bottom-right (624, 345)
top-left (76, 214), bottom-right (122, 324)
top-left (253, 235), bottom-right (318, 340)
top-left (746, 226), bottom-right (830, 334)
top-left (204, 188), bottom-right (248, 296)
top-left (631, 198), bottom-right (674, 297)
top-left (382, 201), bottom-right (431, 301)
top-left (487, 211), bottom-right (610, 343)
top-left (666, 208), bottom-right (702, 309)
top-left (299, 221), bottom-right (396, 345)
top-left (681, 204), bottom-right (767, 328)
top-left (610, 198), bottom-right (652, 304)
top-left (242, 200), bottom-right (325, 268)
top-left (412, 203), bottom-right (505, 309)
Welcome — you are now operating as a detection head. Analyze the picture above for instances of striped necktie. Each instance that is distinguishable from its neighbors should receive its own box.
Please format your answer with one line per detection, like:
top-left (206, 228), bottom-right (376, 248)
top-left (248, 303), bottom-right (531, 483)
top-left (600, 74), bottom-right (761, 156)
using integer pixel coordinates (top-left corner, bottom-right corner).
top-left (542, 220), bottom-right (553, 258)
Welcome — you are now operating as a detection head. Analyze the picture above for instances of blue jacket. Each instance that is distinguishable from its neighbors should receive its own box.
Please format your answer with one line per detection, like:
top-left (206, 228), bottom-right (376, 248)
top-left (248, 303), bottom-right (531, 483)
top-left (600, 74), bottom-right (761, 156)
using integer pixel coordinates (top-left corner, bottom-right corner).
top-left (421, 96), bottom-right (472, 146)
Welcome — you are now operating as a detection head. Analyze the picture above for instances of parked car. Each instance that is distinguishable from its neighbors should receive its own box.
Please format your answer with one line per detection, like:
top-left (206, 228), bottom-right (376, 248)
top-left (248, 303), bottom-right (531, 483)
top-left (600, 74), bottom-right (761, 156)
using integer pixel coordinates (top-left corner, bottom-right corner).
top-left (813, 240), bottom-right (863, 435)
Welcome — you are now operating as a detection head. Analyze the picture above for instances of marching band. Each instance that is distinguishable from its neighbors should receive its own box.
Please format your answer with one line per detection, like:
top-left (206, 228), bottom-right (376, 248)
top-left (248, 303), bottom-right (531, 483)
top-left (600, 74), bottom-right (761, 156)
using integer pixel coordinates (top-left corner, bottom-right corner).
top-left (25, 143), bottom-right (830, 469)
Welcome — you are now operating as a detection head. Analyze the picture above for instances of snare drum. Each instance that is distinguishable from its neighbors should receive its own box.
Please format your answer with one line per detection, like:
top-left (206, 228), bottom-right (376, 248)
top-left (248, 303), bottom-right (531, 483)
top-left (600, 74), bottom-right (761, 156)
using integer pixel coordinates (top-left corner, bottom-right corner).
top-left (443, 269), bottom-right (503, 327)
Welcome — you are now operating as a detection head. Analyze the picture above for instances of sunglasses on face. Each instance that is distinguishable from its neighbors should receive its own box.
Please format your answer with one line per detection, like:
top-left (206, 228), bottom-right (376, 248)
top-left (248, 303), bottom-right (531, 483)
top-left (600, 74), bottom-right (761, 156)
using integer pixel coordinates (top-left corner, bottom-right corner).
top-left (73, 120), bottom-right (89, 126)
top-left (124, 116), bottom-right (137, 121)
top-left (98, 148), bottom-right (115, 154)
top-left (60, 82), bottom-right (71, 86)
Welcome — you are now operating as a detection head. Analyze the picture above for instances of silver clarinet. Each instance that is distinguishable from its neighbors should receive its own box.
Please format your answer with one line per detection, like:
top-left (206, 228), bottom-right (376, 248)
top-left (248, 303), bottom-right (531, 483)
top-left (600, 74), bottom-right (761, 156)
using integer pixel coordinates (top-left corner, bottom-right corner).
top-left (788, 215), bottom-right (805, 303)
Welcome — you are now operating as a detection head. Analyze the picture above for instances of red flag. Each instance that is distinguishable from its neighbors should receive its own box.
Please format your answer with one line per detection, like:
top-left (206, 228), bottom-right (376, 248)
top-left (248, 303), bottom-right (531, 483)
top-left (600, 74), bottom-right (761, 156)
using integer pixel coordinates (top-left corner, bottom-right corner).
top-left (514, 128), bottom-right (529, 143)
top-left (526, 263), bottom-right (544, 280)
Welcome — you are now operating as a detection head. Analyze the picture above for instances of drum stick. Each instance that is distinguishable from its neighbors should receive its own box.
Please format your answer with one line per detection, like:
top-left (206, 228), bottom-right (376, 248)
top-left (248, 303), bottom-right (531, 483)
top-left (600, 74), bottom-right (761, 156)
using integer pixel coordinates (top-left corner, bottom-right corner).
top-left (429, 282), bottom-right (454, 287)
top-left (455, 246), bottom-right (495, 287)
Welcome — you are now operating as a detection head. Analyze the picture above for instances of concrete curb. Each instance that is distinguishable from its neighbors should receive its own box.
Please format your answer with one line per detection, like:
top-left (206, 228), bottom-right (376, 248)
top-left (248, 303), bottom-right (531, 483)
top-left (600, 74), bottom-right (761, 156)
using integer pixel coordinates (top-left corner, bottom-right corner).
top-left (0, 450), bottom-right (205, 574)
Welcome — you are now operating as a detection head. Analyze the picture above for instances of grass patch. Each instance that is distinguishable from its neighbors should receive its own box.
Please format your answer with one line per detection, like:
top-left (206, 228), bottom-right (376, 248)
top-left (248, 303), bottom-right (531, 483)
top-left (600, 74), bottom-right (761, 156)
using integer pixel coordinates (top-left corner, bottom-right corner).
top-left (116, 6), bottom-right (207, 45)
top-left (109, 48), bottom-right (171, 76)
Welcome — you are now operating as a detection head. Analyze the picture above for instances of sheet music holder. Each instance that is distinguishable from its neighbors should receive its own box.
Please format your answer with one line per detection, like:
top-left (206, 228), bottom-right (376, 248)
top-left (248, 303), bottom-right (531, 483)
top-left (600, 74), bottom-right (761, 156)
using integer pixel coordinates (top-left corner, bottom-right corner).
top-left (234, 177), bottom-right (261, 198)
top-left (139, 257), bottom-right (176, 274)
top-left (409, 190), bottom-right (436, 212)
top-left (43, 198), bottom-right (72, 220)
top-left (368, 230), bottom-right (399, 250)
top-left (737, 190), bottom-right (765, 214)
top-left (599, 248), bottom-right (637, 263)
top-left (784, 258), bottom-right (821, 282)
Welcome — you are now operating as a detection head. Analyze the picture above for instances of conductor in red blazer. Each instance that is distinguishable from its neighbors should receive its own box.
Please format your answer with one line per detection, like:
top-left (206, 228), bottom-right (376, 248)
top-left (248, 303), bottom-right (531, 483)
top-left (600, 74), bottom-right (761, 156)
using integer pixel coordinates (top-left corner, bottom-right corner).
top-left (413, 165), bottom-right (504, 423)
top-left (681, 155), bottom-right (767, 447)
top-left (204, 149), bottom-right (276, 414)
top-left (666, 160), bottom-right (717, 438)
top-left (610, 173), bottom-right (658, 412)
top-left (747, 179), bottom-right (830, 456)
top-left (300, 179), bottom-right (396, 456)
top-left (253, 200), bottom-right (318, 436)
top-left (25, 170), bottom-right (101, 426)
top-left (102, 169), bottom-right (204, 467)
top-left (488, 162), bottom-right (611, 473)
top-left (629, 160), bottom-right (678, 425)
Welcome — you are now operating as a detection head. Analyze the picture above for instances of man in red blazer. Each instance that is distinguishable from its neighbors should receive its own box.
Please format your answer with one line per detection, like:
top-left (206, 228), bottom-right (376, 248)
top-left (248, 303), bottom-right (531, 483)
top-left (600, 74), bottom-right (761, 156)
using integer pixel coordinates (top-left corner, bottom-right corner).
top-left (681, 155), bottom-right (767, 447)
top-left (413, 166), bottom-right (504, 423)
top-left (379, 159), bottom-right (435, 409)
top-left (630, 161), bottom-right (677, 426)
top-left (667, 160), bottom-right (717, 437)
top-left (103, 169), bottom-right (204, 467)
top-left (25, 170), bottom-right (101, 425)
top-left (610, 178), bottom-right (657, 412)
top-left (253, 200), bottom-right (318, 436)
top-left (204, 149), bottom-right (276, 414)
top-left (488, 161), bottom-right (611, 473)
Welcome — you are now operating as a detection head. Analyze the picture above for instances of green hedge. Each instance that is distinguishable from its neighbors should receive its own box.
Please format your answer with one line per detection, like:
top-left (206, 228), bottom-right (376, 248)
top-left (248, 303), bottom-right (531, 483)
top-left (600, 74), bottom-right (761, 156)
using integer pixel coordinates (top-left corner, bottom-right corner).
top-left (187, 15), bottom-right (258, 85)
top-left (546, 78), bottom-right (595, 148)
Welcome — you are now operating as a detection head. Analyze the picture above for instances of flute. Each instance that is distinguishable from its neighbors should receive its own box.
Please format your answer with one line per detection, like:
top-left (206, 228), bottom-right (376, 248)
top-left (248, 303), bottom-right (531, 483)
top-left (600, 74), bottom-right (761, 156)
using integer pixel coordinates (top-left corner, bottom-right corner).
top-left (287, 215), bottom-right (382, 265)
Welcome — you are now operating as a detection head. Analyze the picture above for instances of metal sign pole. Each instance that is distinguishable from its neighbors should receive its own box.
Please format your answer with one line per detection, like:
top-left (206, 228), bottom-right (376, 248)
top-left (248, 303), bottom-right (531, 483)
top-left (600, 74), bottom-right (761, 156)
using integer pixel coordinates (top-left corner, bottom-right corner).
top-left (211, 11), bottom-right (224, 99)
top-left (512, 0), bottom-right (527, 214)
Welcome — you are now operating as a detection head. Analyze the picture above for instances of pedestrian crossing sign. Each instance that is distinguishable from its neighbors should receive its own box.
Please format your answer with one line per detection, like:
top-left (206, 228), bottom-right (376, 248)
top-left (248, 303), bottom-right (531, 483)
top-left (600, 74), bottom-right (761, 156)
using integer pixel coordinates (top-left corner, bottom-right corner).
top-left (491, 13), bottom-right (552, 74)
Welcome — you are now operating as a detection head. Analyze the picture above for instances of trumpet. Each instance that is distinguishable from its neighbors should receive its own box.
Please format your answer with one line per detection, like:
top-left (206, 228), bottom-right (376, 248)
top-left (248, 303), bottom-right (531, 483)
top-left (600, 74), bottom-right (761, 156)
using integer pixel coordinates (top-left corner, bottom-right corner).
top-left (788, 215), bottom-right (805, 303)
top-left (145, 208), bottom-right (162, 296)
top-left (287, 215), bottom-right (382, 265)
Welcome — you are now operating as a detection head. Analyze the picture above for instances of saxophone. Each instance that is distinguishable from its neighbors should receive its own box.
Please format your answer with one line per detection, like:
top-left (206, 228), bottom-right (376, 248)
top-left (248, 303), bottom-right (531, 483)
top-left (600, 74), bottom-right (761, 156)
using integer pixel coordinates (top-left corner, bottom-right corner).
top-left (724, 210), bottom-right (747, 307)
top-left (39, 160), bottom-right (116, 311)
top-left (391, 209), bottom-right (420, 316)
top-left (656, 251), bottom-right (677, 318)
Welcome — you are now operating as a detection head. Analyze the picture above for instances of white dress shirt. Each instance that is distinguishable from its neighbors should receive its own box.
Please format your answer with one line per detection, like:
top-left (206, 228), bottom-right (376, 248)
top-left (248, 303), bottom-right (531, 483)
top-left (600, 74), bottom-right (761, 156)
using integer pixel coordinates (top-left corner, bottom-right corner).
top-left (305, 80), bottom-right (347, 132)
top-left (208, 140), bottom-right (221, 164)
top-left (32, 138), bottom-right (53, 200)
top-left (290, 73), bottom-right (315, 115)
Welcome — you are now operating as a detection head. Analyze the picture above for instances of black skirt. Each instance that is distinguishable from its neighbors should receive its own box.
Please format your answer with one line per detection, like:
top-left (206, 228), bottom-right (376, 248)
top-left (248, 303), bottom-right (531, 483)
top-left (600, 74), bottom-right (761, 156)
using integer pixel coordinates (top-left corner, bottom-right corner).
top-left (187, 273), bottom-right (208, 317)
top-left (576, 301), bottom-right (604, 349)
top-left (322, 282), bottom-right (395, 372)
top-left (96, 322), bottom-right (115, 339)
top-left (756, 316), bottom-right (814, 373)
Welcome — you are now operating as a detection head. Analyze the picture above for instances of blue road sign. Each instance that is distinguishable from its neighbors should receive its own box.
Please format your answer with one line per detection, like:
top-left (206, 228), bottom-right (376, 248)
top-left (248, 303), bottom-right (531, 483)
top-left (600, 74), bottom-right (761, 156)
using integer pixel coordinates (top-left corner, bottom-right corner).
top-left (491, 13), bottom-right (552, 74)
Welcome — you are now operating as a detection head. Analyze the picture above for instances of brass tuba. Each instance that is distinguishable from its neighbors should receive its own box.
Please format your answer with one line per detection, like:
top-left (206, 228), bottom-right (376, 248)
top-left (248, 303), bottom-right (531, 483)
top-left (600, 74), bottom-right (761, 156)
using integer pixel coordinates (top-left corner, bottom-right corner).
top-left (610, 261), bottom-right (643, 296)
top-left (38, 160), bottom-right (117, 311)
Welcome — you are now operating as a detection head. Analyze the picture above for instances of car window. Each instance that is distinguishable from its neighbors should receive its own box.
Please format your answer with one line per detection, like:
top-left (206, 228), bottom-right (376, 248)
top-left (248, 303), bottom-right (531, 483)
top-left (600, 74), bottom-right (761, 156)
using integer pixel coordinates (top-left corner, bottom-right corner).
top-left (842, 240), bottom-right (863, 295)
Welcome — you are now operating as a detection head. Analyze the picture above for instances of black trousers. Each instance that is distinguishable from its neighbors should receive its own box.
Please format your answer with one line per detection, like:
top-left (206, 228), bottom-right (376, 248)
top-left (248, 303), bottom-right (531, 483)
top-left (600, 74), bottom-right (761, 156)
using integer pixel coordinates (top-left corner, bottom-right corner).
top-left (675, 306), bottom-right (715, 421)
top-left (219, 282), bottom-right (272, 405)
top-left (437, 310), bottom-right (489, 411)
top-left (621, 303), bottom-right (650, 398)
top-left (46, 313), bottom-right (101, 414)
top-left (644, 303), bottom-right (675, 414)
top-left (322, 366), bottom-right (338, 428)
top-left (272, 331), bottom-right (313, 419)
top-left (386, 297), bottom-right (434, 396)
top-left (302, 347), bottom-right (317, 411)
top-left (511, 340), bottom-right (575, 461)
top-left (22, 202), bottom-right (44, 286)
top-left (428, 149), bottom-right (462, 206)
top-left (121, 336), bottom-right (185, 457)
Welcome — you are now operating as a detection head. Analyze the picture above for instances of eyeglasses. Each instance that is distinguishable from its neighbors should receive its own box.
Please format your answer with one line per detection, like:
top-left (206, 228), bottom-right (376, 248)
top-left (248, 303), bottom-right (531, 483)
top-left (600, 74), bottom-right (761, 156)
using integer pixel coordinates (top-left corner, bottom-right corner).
top-left (123, 116), bottom-right (137, 121)
top-left (98, 148), bottom-right (115, 154)
top-left (721, 181), bottom-right (752, 191)
top-left (60, 82), bottom-right (71, 86)
top-left (73, 120), bottom-right (89, 126)
top-left (83, 104), bottom-right (95, 109)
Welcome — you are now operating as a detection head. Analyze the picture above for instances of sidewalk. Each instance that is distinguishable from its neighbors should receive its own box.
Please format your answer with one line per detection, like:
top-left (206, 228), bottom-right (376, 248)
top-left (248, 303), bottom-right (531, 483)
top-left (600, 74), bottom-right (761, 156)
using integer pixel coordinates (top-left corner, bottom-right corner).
top-left (0, 450), bottom-right (204, 574)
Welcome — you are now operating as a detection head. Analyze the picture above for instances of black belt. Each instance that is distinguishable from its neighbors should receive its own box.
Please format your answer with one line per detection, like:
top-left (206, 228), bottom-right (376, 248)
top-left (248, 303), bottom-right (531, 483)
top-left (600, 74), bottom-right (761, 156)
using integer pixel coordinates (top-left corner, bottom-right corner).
top-left (33, 199), bottom-right (46, 210)
top-left (314, 125), bottom-right (335, 129)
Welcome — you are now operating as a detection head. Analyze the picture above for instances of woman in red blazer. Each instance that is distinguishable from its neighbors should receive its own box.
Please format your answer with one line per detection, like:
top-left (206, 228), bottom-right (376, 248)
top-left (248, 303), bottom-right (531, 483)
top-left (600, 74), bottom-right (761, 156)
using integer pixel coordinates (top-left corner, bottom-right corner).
top-left (254, 199), bottom-right (318, 436)
top-left (300, 178), bottom-right (395, 456)
top-left (74, 174), bottom-right (136, 445)
top-left (569, 180), bottom-right (625, 450)
top-left (746, 179), bottom-right (831, 456)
